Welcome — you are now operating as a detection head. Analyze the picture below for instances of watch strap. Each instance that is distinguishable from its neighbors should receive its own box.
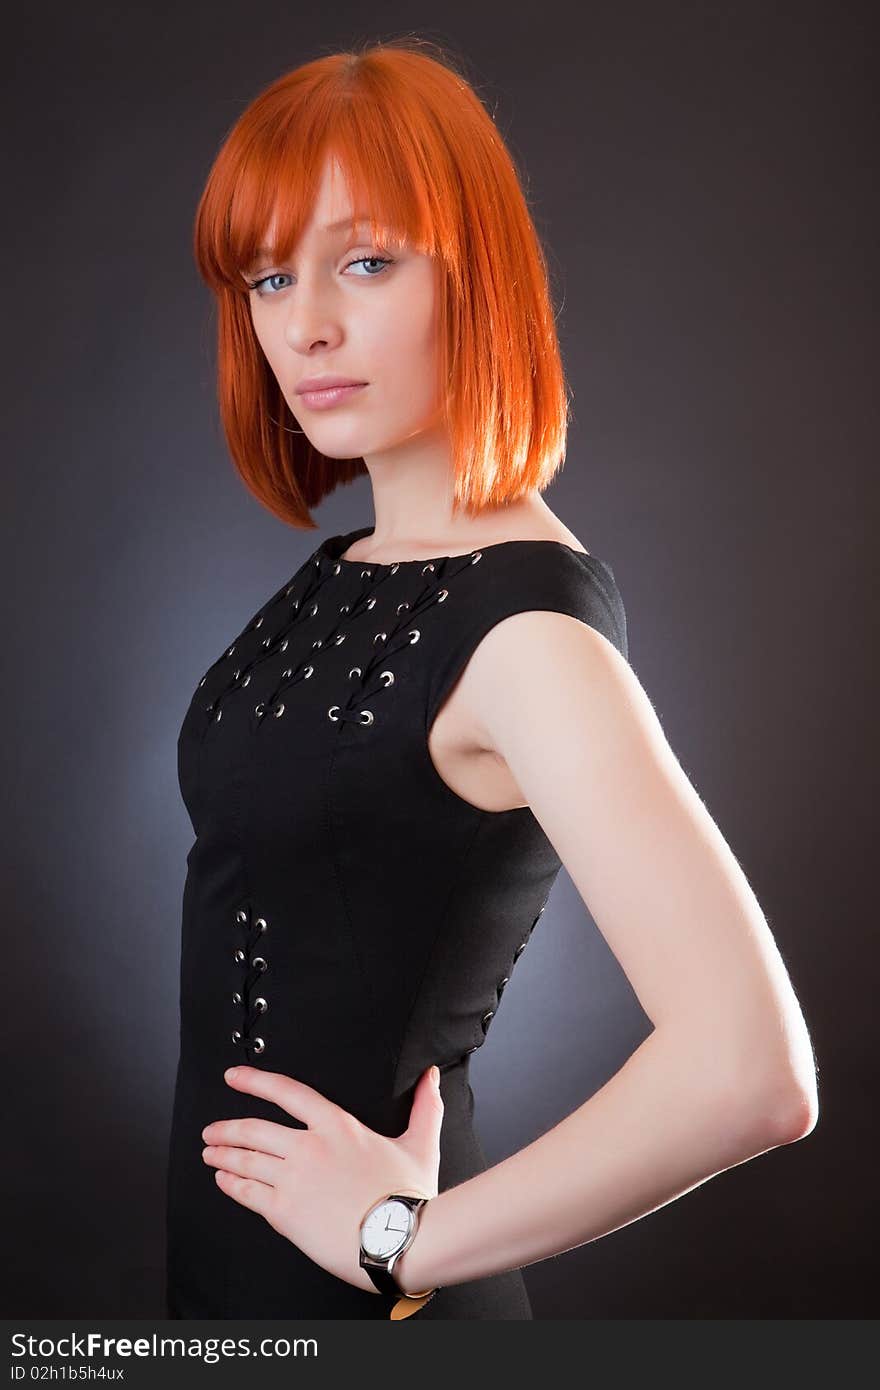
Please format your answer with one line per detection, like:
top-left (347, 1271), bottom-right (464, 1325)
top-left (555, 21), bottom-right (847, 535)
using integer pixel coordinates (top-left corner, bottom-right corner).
top-left (363, 1262), bottom-right (405, 1297)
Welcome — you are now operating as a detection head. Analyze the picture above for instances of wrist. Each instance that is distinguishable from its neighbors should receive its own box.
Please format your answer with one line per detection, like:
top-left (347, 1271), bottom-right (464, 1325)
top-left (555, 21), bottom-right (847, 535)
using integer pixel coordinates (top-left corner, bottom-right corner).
top-left (394, 1193), bottom-right (440, 1296)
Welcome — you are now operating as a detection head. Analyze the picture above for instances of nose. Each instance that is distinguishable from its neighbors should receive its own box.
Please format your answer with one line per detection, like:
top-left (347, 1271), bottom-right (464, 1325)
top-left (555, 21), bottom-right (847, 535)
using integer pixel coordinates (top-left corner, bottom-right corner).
top-left (282, 277), bottom-right (343, 355)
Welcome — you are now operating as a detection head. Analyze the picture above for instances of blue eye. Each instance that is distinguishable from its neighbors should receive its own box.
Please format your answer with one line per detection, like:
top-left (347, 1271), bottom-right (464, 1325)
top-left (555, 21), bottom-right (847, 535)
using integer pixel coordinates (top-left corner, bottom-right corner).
top-left (246, 255), bottom-right (393, 297)
top-left (345, 255), bottom-right (394, 277)
top-left (247, 272), bottom-right (292, 296)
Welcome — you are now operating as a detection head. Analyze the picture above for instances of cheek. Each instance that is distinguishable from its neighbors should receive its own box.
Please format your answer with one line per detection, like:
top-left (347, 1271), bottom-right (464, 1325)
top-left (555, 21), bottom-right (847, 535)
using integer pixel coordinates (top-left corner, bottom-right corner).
top-left (250, 318), bottom-right (281, 373)
top-left (409, 277), bottom-right (439, 351)
top-left (369, 286), bottom-right (438, 393)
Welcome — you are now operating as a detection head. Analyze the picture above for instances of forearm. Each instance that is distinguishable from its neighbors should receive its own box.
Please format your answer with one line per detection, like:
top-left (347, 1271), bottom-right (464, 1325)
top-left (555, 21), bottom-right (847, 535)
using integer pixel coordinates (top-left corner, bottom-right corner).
top-left (395, 1028), bottom-right (807, 1295)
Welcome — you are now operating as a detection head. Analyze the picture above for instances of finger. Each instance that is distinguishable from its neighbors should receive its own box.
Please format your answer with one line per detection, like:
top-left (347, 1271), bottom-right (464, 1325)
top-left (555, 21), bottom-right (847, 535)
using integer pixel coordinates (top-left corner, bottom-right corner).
top-left (202, 1144), bottom-right (285, 1187)
top-left (213, 1167), bottom-right (275, 1219)
top-left (224, 1065), bottom-right (342, 1128)
top-left (202, 1116), bottom-right (299, 1157)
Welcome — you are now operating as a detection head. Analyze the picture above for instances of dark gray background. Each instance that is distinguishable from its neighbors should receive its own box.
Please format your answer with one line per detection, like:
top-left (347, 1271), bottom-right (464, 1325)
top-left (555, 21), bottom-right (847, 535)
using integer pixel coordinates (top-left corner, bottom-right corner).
top-left (2, 0), bottom-right (875, 1318)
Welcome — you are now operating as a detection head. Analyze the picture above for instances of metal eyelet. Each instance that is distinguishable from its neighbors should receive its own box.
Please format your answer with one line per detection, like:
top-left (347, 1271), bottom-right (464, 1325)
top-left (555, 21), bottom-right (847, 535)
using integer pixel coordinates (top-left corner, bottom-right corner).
top-left (251, 1037), bottom-right (266, 1054)
top-left (234, 949), bottom-right (246, 964)
top-left (436, 588), bottom-right (449, 602)
top-left (235, 909), bottom-right (247, 925)
top-left (421, 563), bottom-right (436, 575)
top-left (379, 671), bottom-right (394, 687)
top-left (366, 597), bottom-right (377, 610)
top-left (198, 676), bottom-right (207, 687)
top-left (241, 673), bottom-right (251, 687)
top-left (252, 957), bottom-right (268, 973)
top-left (254, 703), bottom-right (266, 718)
top-left (481, 1010), bottom-right (495, 1030)
top-left (396, 601), bottom-right (410, 614)
top-left (280, 637), bottom-right (288, 652)
top-left (253, 997), bottom-right (268, 1013)
top-left (312, 638), bottom-right (323, 650)
top-left (232, 1029), bottom-right (242, 1043)
top-left (470, 551), bottom-right (482, 563)
top-left (232, 991), bottom-right (242, 1005)
top-left (253, 616), bottom-right (264, 629)
top-left (408, 629), bottom-right (420, 644)
top-left (328, 706), bottom-right (340, 721)
top-left (373, 631), bottom-right (387, 645)
top-left (348, 667), bottom-right (362, 680)
top-left (273, 703), bottom-right (284, 717)
top-left (358, 710), bottom-right (374, 726)
top-left (254, 918), bottom-right (268, 933)
top-left (214, 709), bottom-right (222, 722)
top-left (261, 635), bottom-right (272, 648)
top-left (227, 644), bottom-right (237, 655)
top-left (513, 941), bottom-right (527, 961)
top-left (498, 976), bottom-right (509, 991)
top-left (309, 603), bottom-right (319, 618)
top-left (303, 665), bottom-right (313, 679)
top-left (232, 668), bottom-right (241, 680)
top-left (333, 633), bottom-right (346, 644)
top-left (281, 668), bottom-right (292, 679)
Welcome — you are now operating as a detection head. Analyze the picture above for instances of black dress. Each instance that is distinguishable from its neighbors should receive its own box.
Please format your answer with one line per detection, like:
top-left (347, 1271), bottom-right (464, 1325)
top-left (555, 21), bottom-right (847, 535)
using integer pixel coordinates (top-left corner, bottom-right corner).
top-left (165, 524), bottom-right (628, 1320)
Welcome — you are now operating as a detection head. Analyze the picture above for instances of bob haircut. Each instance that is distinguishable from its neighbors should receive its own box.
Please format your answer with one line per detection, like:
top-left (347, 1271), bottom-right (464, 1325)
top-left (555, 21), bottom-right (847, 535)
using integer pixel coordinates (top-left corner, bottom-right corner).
top-left (193, 37), bottom-right (570, 531)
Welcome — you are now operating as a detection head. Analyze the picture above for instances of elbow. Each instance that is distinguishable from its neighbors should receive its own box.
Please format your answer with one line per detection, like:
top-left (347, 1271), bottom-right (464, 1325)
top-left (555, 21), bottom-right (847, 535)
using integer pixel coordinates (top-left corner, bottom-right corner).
top-left (766, 1028), bottom-right (821, 1143)
top-left (709, 1042), bottom-right (820, 1151)
top-left (773, 1085), bottom-right (820, 1144)
top-left (743, 1073), bottom-right (820, 1148)
top-left (719, 1020), bottom-right (820, 1148)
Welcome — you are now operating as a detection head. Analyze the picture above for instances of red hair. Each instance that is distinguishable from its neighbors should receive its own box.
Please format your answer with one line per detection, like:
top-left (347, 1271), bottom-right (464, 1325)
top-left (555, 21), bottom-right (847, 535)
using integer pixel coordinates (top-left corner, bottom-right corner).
top-left (193, 37), bottom-right (570, 530)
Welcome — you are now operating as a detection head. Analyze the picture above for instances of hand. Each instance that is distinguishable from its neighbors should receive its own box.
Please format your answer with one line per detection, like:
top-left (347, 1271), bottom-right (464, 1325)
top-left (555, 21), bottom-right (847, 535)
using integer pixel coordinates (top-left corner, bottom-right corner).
top-left (201, 1063), bottom-right (444, 1295)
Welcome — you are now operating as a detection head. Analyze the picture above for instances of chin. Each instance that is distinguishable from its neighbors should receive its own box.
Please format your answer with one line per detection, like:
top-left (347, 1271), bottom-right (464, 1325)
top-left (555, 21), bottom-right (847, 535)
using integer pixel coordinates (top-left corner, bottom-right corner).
top-left (309, 438), bottom-right (371, 461)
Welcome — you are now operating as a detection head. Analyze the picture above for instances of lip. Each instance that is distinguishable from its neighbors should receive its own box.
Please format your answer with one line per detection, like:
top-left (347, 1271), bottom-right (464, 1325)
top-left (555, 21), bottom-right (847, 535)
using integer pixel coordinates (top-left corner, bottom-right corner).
top-left (297, 382), bottom-right (369, 411)
top-left (295, 375), bottom-right (368, 394)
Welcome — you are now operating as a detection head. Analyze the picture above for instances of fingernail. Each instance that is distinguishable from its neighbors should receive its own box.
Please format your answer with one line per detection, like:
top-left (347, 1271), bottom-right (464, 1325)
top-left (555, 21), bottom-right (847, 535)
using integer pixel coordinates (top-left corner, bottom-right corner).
top-left (431, 1065), bottom-right (440, 1085)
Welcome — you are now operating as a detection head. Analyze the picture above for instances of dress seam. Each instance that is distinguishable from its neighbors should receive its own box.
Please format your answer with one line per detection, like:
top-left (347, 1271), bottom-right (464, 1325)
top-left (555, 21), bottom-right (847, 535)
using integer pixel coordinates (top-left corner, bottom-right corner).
top-left (389, 813), bottom-right (486, 1093)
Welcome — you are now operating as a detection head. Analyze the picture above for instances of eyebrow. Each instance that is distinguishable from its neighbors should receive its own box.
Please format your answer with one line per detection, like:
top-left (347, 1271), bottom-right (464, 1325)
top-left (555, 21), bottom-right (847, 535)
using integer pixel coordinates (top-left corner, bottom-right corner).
top-left (323, 215), bottom-right (374, 232)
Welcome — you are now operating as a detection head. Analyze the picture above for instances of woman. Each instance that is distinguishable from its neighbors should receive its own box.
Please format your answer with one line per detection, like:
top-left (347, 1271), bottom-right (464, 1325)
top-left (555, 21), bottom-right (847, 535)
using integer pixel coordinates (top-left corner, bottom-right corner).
top-left (166, 38), bottom-right (818, 1320)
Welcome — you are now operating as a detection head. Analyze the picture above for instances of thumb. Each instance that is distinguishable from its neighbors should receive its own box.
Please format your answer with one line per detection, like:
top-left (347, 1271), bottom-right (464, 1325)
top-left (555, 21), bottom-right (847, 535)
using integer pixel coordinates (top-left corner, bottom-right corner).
top-left (405, 1065), bottom-right (444, 1148)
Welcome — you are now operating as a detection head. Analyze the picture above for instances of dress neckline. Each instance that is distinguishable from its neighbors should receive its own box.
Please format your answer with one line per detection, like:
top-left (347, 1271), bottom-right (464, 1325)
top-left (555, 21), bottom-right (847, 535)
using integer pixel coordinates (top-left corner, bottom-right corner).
top-left (319, 524), bottom-right (596, 572)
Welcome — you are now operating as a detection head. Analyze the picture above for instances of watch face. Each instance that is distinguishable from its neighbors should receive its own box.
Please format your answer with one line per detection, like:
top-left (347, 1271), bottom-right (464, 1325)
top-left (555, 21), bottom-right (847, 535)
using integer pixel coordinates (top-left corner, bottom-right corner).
top-left (361, 1199), bottom-right (414, 1259)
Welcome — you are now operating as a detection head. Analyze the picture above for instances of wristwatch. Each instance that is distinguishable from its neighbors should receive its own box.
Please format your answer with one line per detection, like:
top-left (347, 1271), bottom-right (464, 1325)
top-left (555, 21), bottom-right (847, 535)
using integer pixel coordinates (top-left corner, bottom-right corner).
top-left (358, 1192), bottom-right (437, 1299)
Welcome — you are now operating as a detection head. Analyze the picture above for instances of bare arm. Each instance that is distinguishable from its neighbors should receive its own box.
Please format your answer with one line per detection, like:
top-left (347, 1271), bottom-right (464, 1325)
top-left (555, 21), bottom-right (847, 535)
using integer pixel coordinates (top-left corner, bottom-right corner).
top-left (396, 612), bottom-right (818, 1295)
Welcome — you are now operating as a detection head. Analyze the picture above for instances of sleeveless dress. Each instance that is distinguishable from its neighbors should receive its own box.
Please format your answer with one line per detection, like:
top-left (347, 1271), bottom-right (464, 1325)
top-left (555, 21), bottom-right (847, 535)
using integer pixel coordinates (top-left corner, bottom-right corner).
top-left (165, 523), bottom-right (628, 1320)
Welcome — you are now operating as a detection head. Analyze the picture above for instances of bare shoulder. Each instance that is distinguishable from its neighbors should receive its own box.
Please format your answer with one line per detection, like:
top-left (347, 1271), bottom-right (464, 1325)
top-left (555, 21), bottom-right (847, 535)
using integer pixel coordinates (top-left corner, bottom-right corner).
top-left (461, 606), bottom-right (628, 752)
